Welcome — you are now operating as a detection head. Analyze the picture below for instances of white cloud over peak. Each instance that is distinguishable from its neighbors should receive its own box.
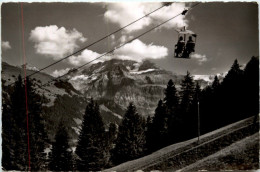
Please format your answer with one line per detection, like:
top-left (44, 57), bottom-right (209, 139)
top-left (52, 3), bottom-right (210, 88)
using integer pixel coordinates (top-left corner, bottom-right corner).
top-left (52, 68), bottom-right (71, 77)
top-left (104, 2), bottom-right (188, 33)
top-left (67, 39), bottom-right (167, 66)
top-left (2, 41), bottom-right (11, 50)
top-left (191, 53), bottom-right (207, 65)
top-left (68, 49), bottom-right (109, 66)
top-left (114, 39), bottom-right (168, 62)
top-left (29, 25), bottom-right (86, 59)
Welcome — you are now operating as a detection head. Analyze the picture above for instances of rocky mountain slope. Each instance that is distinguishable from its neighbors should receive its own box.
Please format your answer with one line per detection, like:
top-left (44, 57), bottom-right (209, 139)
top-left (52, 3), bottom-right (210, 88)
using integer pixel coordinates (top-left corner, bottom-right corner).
top-left (68, 59), bottom-right (185, 118)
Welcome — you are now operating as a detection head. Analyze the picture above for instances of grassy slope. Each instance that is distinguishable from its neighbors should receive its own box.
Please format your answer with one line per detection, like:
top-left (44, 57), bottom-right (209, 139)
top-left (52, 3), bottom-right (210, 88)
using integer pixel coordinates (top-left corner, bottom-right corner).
top-left (2, 62), bottom-right (55, 85)
top-left (179, 132), bottom-right (259, 171)
top-left (104, 116), bottom-right (258, 172)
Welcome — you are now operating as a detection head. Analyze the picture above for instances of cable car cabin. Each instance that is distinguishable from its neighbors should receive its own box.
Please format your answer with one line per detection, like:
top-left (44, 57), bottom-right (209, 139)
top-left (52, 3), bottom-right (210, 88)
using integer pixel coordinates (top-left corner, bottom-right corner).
top-left (174, 28), bottom-right (197, 59)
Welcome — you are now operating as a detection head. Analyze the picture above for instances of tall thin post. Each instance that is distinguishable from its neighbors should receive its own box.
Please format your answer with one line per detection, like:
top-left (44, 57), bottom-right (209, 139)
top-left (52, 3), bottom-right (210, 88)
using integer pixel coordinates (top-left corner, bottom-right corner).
top-left (198, 101), bottom-right (200, 143)
top-left (21, 3), bottom-right (31, 170)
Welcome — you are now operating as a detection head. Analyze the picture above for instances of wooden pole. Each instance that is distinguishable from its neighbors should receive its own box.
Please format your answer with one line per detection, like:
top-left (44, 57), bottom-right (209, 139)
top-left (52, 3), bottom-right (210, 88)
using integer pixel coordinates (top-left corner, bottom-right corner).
top-left (198, 101), bottom-right (200, 143)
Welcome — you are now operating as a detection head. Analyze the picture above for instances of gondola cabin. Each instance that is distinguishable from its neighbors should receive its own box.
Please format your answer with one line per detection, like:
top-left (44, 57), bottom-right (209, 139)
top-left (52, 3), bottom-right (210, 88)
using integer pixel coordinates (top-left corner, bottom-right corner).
top-left (174, 27), bottom-right (197, 58)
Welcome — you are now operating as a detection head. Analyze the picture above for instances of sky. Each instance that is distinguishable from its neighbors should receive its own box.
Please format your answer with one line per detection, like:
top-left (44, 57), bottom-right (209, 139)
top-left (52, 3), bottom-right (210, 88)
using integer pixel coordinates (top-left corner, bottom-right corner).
top-left (1, 2), bottom-right (259, 76)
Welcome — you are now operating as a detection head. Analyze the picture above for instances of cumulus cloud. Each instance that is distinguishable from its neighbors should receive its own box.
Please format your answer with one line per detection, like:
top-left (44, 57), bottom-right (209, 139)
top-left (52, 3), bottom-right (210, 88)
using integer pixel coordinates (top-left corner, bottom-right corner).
top-left (68, 49), bottom-right (110, 66)
top-left (104, 2), bottom-right (188, 33)
top-left (29, 25), bottom-right (86, 59)
top-left (190, 53), bottom-right (207, 65)
top-left (2, 41), bottom-right (11, 50)
top-left (52, 68), bottom-right (70, 77)
top-left (66, 39), bottom-right (167, 66)
top-left (114, 39), bottom-right (168, 62)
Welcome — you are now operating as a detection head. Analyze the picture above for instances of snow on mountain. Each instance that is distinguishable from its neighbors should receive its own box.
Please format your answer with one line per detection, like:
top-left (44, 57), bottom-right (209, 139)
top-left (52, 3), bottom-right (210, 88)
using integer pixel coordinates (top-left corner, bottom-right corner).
top-left (27, 66), bottom-right (39, 71)
top-left (193, 73), bottom-right (227, 85)
top-left (193, 75), bottom-right (215, 83)
top-left (130, 68), bottom-right (157, 75)
top-left (16, 63), bottom-right (40, 72)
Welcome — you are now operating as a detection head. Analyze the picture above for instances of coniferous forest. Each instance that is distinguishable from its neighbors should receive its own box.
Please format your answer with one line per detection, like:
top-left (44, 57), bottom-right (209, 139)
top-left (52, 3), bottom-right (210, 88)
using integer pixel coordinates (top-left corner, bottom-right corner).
top-left (2, 57), bottom-right (259, 171)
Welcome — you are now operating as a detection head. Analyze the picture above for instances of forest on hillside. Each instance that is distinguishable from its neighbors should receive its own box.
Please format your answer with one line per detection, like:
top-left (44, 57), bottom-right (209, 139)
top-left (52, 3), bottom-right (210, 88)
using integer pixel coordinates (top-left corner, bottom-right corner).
top-left (2, 56), bottom-right (259, 171)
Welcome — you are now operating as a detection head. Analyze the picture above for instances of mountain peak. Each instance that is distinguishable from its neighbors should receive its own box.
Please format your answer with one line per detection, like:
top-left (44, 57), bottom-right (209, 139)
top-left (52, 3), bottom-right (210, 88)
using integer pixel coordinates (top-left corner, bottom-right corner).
top-left (138, 60), bottom-right (159, 71)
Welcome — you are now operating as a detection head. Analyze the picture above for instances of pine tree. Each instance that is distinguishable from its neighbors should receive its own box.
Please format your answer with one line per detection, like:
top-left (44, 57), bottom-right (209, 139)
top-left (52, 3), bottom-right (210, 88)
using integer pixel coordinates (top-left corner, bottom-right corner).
top-left (76, 98), bottom-right (108, 171)
top-left (243, 56), bottom-right (259, 119)
top-left (3, 75), bottom-right (48, 171)
top-left (200, 85), bottom-right (215, 133)
top-left (26, 77), bottom-right (48, 171)
top-left (223, 59), bottom-right (243, 84)
top-left (9, 75), bottom-right (29, 170)
top-left (106, 122), bottom-right (118, 167)
top-left (179, 71), bottom-right (195, 139)
top-left (49, 122), bottom-right (73, 171)
top-left (180, 71), bottom-right (195, 112)
top-left (211, 76), bottom-right (223, 129)
top-left (112, 103), bottom-right (146, 165)
top-left (2, 103), bottom-right (16, 170)
top-left (163, 80), bottom-right (180, 144)
top-left (146, 100), bottom-right (168, 152)
top-left (212, 75), bottom-right (220, 91)
top-left (222, 59), bottom-right (243, 93)
top-left (164, 79), bottom-right (179, 110)
top-left (2, 76), bottom-right (23, 170)
top-left (222, 59), bottom-right (244, 123)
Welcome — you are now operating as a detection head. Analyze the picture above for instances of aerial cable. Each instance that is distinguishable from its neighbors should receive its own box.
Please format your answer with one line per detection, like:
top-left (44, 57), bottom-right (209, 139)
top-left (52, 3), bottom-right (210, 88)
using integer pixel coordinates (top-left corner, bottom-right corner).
top-left (8, 2), bottom-right (173, 87)
top-left (26, 3), bottom-right (173, 78)
top-left (41, 2), bottom-right (200, 87)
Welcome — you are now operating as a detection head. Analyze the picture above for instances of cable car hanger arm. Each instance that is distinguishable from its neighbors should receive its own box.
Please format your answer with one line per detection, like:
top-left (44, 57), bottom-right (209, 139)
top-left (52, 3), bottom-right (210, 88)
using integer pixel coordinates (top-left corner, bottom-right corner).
top-left (182, 9), bottom-right (188, 15)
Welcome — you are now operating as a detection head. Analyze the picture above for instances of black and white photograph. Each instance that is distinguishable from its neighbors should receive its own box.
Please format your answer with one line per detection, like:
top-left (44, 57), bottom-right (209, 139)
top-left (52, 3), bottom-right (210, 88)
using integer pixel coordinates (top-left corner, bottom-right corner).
top-left (1, 1), bottom-right (259, 171)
